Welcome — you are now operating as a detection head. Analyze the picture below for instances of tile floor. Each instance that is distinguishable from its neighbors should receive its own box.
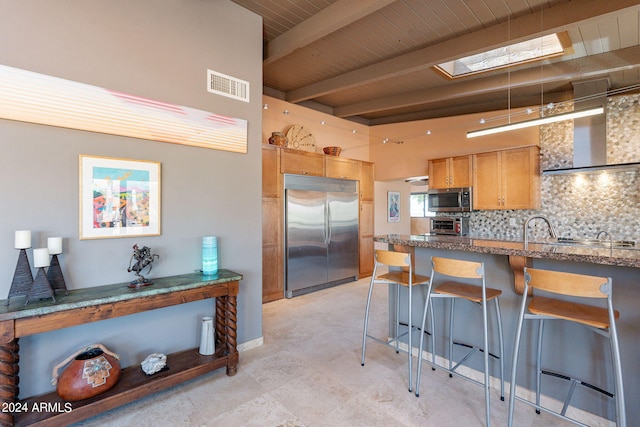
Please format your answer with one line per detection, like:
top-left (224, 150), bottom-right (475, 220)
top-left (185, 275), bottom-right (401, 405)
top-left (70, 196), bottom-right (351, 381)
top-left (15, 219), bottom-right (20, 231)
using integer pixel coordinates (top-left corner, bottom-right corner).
top-left (74, 277), bottom-right (577, 426)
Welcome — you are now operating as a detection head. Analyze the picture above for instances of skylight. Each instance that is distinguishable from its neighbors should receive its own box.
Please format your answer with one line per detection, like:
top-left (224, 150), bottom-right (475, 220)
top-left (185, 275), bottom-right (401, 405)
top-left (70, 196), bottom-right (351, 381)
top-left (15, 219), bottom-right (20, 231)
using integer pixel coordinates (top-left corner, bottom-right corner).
top-left (435, 33), bottom-right (569, 79)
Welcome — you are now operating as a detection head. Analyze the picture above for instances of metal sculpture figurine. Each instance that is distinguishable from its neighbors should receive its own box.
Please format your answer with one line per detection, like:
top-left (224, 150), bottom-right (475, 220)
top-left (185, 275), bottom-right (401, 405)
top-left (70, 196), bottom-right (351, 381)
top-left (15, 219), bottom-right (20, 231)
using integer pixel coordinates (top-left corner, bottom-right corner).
top-left (127, 244), bottom-right (159, 288)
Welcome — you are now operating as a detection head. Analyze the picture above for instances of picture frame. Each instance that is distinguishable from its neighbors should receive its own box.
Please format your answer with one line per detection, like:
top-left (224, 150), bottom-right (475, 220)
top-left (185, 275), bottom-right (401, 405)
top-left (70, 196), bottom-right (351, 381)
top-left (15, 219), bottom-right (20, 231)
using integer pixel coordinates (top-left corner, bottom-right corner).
top-left (79, 155), bottom-right (161, 240)
top-left (387, 191), bottom-right (400, 223)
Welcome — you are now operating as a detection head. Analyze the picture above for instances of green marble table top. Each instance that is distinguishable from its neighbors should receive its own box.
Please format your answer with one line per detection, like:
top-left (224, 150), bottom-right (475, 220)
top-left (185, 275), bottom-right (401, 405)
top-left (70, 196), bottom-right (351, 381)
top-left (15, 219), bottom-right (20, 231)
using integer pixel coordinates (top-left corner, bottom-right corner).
top-left (0, 269), bottom-right (242, 321)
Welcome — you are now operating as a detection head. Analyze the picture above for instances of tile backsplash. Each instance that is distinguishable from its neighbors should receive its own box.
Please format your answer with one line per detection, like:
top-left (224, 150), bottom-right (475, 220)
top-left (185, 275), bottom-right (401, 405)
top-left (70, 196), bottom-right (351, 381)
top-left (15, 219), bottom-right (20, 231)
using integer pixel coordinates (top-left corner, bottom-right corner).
top-left (470, 93), bottom-right (640, 242)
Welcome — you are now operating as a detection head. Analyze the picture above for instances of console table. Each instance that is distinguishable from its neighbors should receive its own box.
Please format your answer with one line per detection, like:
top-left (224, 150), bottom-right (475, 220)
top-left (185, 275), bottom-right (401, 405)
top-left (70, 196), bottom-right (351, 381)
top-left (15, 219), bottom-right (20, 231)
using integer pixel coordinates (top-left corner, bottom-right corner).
top-left (0, 270), bottom-right (242, 426)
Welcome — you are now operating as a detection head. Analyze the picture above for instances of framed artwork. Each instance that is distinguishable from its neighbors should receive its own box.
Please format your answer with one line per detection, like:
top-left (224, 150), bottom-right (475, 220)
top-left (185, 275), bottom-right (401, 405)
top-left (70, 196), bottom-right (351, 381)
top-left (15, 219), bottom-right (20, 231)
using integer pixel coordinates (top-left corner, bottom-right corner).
top-left (79, 155), bottom-right (161, 239)
top-left (387, 191), bottom-right (400, 223)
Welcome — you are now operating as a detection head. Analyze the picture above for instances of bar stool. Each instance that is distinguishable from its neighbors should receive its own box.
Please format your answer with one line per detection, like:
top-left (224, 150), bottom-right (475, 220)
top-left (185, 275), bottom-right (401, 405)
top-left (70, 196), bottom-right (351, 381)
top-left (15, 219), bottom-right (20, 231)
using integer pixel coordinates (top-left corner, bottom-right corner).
top-left (508, 267), bottom-right (626, 427)
top-left (415, 256), bottom-right (505, 427)
top-left (361, 249), bottom-right (432, 392)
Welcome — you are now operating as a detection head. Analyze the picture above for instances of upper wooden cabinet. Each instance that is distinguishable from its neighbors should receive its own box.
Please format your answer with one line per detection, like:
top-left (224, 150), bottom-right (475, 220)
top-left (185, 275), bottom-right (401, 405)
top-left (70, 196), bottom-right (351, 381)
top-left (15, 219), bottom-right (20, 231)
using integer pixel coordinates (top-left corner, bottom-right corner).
top-left (280, 148), bottom-right (324, 176)
top-left (473, 146), bottom-right (540, 210)
top-left (359, 161), bottom-right (374, 201)
top-left (428, 155), bottom-right (472, 189)
top-left (325, 156), bottom-right (360, 180)
top-left (262, 145), bottom-right (280, 198)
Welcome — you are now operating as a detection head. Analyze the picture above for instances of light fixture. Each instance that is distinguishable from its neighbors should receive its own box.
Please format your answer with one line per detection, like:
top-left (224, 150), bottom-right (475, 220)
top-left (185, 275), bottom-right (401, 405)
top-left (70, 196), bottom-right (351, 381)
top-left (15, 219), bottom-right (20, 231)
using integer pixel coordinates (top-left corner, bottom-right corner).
top-left (263, 104), bottom-right (269, 109)
top-left (466, 106), bottom-right (604, 139)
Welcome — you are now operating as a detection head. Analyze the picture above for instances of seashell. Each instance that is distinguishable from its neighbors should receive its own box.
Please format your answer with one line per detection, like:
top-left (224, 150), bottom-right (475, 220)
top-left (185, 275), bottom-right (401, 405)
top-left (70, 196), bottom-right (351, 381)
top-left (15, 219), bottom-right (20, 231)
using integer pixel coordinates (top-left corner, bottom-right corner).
top-left (141, 352), bottom-right (167, 376)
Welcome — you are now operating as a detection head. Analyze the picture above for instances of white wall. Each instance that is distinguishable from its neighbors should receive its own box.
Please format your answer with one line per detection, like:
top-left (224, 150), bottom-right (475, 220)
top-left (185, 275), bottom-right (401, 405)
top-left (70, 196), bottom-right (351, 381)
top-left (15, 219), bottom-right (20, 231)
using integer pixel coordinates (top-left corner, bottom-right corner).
top-left (0, 0), bottom-right (263, 397)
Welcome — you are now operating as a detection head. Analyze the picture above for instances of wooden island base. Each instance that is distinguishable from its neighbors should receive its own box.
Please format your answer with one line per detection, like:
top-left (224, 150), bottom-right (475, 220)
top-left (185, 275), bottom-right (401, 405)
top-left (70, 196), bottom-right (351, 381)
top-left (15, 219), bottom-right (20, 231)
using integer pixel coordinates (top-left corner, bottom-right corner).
top-left (0, 271), bottom-right (242, 427)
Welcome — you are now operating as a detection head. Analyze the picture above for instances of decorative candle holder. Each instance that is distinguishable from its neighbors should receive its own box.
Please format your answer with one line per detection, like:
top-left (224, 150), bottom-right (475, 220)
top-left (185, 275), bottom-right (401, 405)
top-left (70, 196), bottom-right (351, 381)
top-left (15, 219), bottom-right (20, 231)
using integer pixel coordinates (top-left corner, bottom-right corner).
top-left (26, 248), bottom-right (55, 305)
top-left (26, 267), bottom-right (56, 305)
top-left (47, 254), bottom-right (68, 295)
top-left (7, 248), bottom-right (34, 305)
top-left (7, 230), bottom-right (34, 305)
top-left (47, 237), bottom-right (68, 295)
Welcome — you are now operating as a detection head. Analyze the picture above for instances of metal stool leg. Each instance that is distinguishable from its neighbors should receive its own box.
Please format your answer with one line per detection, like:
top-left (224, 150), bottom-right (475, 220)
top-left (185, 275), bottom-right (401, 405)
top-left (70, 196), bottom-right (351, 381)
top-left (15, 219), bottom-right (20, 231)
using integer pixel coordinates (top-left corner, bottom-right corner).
top-left (508, 287), bottom-right (529, 427)
top-left (535, 319), bottom-right (545, 414)
top-left (448, 298), bottom-right (455, 376)
top-left (408, 282), bottom-right (413, 392)
top-left (415, 286), bottom-right (434, 397)
top-left (361, 276), bottom-right (376, 366)
top-left (609, 312), bottom-right (626, 427)
top-left (481, 295), bottom-right (490, 426)
top-left (494, 298), bottom-right (505, 401)
top-left (395, 283), bottom-right (400, 353)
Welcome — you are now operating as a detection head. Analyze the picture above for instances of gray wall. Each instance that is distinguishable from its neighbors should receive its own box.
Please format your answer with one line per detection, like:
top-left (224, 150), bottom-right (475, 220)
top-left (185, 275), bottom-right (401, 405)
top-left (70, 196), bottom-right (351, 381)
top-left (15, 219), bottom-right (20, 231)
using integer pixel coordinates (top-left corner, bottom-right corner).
top-left (0, 0), bottom-right (263, 397)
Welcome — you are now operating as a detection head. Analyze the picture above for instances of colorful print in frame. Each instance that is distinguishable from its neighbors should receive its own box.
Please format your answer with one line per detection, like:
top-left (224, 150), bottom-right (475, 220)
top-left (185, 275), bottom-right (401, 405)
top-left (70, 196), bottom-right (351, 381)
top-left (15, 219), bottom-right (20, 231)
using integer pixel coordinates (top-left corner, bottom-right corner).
top-left (80, 155), bottom-right (160, 239)
top-left (388, 191), bottom-right (400, 223)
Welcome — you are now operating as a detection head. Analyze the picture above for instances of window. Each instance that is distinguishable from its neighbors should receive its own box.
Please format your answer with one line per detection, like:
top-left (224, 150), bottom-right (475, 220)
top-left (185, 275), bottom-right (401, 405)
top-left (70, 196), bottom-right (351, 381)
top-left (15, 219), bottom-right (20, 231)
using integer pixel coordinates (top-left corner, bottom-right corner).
top-left (410, 193), bottom-right (434, 218)
top-left (434, 32), bottom-right (571, 79)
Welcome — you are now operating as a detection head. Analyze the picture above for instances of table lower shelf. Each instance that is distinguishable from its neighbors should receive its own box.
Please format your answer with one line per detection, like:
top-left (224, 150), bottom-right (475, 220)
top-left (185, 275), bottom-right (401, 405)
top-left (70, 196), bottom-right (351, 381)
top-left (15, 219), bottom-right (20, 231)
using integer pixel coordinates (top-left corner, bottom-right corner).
top-left (15, 346), bottom-right (236, 426)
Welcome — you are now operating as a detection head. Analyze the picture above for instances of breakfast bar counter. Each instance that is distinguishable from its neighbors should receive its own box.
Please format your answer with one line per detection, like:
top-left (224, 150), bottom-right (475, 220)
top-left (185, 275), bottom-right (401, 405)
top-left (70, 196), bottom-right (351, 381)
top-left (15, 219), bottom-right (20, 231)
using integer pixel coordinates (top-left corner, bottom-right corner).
top-left (373, 234), bottom-right (639, 424)
top-left (374, 233), bottom-right (640, 268)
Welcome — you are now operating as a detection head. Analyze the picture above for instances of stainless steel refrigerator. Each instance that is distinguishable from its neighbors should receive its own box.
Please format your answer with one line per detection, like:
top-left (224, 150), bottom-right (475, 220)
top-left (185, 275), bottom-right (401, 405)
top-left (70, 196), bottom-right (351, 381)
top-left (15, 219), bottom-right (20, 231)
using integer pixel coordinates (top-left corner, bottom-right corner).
top-left (284, 174), bottom-right (359, 298)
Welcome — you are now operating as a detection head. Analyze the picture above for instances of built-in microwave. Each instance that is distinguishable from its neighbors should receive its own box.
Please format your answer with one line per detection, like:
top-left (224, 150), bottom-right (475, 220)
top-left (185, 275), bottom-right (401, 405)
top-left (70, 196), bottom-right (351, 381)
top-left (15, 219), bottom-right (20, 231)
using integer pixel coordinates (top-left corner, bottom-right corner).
top-left (427, 187), bottom-right (472, 212)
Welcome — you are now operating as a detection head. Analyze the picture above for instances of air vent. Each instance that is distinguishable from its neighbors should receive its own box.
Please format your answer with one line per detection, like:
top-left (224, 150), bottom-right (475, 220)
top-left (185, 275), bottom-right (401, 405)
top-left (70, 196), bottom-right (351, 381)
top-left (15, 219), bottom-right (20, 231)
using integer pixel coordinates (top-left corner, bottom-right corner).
top-left (207, 69), bottom-right (249, 102)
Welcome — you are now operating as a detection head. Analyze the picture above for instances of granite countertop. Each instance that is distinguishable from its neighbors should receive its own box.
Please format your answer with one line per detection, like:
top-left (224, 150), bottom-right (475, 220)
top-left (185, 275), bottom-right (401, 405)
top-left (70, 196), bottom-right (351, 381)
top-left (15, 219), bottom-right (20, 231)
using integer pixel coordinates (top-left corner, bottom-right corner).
top-left (0, 270), bottom-right (243, 320)
top-left (374, 234), bottom-right (640, 269)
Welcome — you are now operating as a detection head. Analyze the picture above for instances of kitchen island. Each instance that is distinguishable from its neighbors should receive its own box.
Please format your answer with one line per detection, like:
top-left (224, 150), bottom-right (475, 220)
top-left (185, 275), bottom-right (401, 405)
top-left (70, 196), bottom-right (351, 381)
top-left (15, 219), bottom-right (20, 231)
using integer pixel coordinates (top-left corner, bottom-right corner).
top-left (374, 234), bottom-right (639, 424)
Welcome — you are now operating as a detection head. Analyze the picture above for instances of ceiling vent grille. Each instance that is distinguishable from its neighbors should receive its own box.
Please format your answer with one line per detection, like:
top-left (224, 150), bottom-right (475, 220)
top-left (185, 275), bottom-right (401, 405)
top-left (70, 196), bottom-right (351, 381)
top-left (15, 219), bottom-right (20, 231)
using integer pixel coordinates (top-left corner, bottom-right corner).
top-left (207, 69), bottom-right (249, 102)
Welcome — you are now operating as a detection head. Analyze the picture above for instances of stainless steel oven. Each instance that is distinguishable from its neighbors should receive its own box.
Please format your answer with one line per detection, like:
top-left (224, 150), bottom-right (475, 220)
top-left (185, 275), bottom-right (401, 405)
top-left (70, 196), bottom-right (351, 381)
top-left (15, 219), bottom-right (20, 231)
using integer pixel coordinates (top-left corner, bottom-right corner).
top-left (430, 216), bottom-right (469, 236)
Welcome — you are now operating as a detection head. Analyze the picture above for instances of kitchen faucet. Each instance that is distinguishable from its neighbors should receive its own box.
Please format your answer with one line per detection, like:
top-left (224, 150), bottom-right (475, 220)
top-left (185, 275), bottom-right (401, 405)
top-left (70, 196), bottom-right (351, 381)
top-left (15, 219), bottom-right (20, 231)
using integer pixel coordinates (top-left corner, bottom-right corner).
top-left (596, 230), bottom-right (612, 241)
top-left (523, 214), bottom-right (558, 247)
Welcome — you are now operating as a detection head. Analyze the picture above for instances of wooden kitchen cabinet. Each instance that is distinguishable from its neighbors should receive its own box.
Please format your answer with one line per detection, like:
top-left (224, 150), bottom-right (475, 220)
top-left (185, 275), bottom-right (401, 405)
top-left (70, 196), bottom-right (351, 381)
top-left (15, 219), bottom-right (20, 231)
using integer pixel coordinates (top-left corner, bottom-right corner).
top-left (262, 144), bottom-right (279, 198)
top-left (359, 161), bottom-right (374, 201)
top-left (280, 148), bottom-right (324, 176)
top-left (262, 145), bottom-right (283, 302)
top-left (359, 201), bottom-right (374, 277)
top-left (473, 146), bottom-right (540, 210)
top-left (428, 155), bottom-right (472, 189)
top-left (325, 156), bottom-right (360, 180)
top-left (262, 145), bottom-right (375, 301)
top-left (358, 161), bottom-right (375, 277)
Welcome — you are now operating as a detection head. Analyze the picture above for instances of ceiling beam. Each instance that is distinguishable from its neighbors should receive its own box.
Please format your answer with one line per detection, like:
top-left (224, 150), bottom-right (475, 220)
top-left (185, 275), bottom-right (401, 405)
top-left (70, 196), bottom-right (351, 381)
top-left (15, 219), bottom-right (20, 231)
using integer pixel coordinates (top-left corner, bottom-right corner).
top-left (286, 0), bottom-right (640, 103)
top-left (263, 0), bottom-right (396, 66)
top-left (333, 46), bottom-right (640, 118)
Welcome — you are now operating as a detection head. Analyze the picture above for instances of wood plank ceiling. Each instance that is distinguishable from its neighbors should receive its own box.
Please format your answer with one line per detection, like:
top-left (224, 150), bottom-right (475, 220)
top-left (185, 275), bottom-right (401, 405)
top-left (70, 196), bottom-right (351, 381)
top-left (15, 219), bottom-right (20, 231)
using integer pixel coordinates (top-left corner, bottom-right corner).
top-left (231, 0), bottom-right (640, 125)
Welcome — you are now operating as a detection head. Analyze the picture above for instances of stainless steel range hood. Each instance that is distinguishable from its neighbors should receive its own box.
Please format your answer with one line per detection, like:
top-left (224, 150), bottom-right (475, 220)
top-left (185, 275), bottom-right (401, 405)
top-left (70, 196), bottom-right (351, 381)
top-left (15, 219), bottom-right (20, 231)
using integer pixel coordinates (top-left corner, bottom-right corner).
top-left (543, 79), bottom-right (640, 175)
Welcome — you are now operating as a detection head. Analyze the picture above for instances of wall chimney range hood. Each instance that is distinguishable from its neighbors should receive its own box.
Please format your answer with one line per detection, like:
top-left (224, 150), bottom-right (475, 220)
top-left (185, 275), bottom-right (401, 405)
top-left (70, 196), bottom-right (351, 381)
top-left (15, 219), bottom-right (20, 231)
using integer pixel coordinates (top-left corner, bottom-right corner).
top-left (542, 79), bottom-right (640, 175)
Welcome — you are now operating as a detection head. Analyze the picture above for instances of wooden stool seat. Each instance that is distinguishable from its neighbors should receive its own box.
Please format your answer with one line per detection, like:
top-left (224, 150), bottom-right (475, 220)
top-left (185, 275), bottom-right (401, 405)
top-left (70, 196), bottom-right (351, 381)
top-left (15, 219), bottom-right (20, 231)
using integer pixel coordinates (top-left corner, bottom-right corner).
top-left (528, 296), bottom-right (620, 329)
top-left (435, 281), bottom-right (502, 303)
top-left (377, 271), bottom-right (430, 287)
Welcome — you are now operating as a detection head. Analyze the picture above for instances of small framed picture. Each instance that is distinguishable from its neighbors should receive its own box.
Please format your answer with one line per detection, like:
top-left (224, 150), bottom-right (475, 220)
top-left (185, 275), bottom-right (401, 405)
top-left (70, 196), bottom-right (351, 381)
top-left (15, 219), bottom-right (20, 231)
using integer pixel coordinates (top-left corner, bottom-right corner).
top-left (79, 155), bottom-right (161, 239)
top-left (387, 191), bottom-right (400, 223)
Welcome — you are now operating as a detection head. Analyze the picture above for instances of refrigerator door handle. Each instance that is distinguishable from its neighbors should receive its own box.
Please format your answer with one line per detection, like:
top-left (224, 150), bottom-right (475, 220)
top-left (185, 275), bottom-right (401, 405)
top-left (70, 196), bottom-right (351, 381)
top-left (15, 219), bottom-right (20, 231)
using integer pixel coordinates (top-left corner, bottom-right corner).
top-left (327, 203), bottom-right (332, 244)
